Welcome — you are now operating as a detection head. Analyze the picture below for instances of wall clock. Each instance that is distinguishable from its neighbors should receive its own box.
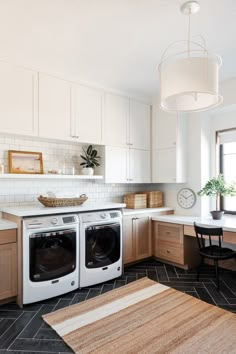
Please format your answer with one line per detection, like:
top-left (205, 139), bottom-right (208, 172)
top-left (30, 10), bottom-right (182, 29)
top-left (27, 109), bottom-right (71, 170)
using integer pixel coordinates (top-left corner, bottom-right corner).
top-left (177, 188), bottom-right (196, 209)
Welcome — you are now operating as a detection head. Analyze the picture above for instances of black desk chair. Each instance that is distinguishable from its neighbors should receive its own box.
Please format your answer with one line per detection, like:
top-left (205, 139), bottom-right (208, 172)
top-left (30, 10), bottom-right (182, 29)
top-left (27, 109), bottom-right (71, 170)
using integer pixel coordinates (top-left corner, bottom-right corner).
top-left (194, 223), bottom-right (236, 290)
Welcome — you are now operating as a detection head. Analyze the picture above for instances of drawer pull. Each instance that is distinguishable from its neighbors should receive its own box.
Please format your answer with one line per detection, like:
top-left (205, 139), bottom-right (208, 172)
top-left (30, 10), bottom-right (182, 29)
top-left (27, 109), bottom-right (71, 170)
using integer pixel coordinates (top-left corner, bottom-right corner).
top-left (166, 250), bottom-right (170, 253)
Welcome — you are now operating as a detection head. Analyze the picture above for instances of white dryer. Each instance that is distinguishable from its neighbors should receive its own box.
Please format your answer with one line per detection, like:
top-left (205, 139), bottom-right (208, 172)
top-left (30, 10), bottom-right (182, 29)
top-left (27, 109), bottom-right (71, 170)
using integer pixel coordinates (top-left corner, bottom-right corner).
top-left (79, 210), bottom-right (122, 287)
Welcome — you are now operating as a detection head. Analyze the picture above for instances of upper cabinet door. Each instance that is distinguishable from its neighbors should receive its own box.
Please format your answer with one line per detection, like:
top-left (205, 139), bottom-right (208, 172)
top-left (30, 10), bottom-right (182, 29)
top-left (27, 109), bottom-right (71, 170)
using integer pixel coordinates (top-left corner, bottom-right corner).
top-left (0, 62), bottom-right (38, 136)
top-left (104, 93), bottom-right (129, 147)
top-left (105, 146), bottom-right (128, 183)
top-left (129, 149), bottom-right (151, 183)
top-left (152, 107), bottom-right (177, 150)
top-left (38, 73), bottom-right (71, 141)
top-left (152, 148), bottom-right (177, 183)
top-left (130, 101), bottom-right (150, 150)
top-left (71, 85), bottom-right (104, 145)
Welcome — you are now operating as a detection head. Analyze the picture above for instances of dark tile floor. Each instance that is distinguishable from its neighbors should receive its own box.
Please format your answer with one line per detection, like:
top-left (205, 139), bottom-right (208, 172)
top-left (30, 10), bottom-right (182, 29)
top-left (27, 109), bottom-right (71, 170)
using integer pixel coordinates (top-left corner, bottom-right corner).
top-left (0, 259), bottom-right (235, 353)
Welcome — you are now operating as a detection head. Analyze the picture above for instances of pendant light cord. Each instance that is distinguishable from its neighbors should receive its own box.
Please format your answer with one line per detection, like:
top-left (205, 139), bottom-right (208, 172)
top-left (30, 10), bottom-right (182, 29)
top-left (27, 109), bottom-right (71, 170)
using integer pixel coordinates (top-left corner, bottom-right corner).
top-left (188, 8), bottom-right (191, 56)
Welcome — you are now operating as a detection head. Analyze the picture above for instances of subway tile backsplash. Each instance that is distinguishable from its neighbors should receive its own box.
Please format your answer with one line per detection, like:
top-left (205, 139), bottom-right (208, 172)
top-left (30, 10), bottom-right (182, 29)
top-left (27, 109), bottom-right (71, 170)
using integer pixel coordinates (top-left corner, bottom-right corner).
top-left (0, 134), bottom-right (156, 207)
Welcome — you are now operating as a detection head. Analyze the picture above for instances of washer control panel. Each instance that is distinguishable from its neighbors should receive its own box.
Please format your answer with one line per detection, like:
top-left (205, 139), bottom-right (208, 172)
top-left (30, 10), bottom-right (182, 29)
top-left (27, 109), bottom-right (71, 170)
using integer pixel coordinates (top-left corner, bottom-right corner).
top-left (80, 210), bottom-right (121, 223)
top-left (24, 214), bottom-right (78, 229)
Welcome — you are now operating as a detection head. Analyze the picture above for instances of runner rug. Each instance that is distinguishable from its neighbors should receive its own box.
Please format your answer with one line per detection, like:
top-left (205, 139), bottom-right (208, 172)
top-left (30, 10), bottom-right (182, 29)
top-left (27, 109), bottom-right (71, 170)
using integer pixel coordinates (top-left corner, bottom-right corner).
top-left (43, 277), bottom-right (236, 354)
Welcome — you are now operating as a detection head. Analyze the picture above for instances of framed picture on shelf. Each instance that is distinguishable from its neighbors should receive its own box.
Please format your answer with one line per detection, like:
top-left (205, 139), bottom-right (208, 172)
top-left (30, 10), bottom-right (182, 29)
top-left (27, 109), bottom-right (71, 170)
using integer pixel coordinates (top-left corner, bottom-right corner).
top-left (8, 150), bottom-right (43, 174)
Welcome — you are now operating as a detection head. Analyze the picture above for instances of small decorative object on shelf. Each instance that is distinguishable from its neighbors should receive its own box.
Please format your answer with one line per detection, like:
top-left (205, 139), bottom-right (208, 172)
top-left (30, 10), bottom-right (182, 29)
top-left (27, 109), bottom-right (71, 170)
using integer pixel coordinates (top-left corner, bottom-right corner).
top-left (198, 174), bottom-right (236, 219)
top-left (80, 145), bottom-right (100, 175)
top-left (38, 194), bottom-right (88, 207)
top-left (8, 150), bottom-right (43, 174)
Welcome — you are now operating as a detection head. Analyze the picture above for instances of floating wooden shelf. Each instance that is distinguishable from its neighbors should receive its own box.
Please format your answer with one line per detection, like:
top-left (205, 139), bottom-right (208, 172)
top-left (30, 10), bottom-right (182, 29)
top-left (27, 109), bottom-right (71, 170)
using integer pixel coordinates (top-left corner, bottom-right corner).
top-left (0, 174), bottom-right (103, 180)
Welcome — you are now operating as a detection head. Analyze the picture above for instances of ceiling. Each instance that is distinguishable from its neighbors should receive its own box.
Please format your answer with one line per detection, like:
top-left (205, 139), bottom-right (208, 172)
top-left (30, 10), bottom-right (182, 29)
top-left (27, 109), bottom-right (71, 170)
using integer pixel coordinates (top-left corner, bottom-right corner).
top-left (0, 0), bottom-right (235, 100)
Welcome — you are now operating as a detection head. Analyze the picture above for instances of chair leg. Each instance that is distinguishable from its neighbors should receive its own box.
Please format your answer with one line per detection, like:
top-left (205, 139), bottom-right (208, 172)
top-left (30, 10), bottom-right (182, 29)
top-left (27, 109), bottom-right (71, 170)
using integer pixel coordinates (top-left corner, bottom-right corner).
top-left (197, 257), bottom-right (203, 281)
top-left (214, 260), bottom-right (220, 290)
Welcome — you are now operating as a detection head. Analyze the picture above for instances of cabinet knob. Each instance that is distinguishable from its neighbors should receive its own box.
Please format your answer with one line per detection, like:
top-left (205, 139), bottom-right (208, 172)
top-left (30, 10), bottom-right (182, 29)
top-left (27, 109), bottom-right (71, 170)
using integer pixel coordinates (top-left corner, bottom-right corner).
top-left (166, 250), bottom-right (170, 253)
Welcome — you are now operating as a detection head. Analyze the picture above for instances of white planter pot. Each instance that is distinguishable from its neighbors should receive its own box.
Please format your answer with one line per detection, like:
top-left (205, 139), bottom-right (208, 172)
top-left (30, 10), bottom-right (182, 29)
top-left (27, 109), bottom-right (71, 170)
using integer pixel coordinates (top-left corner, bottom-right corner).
top-left (81, 167), bottom-right (94, 175)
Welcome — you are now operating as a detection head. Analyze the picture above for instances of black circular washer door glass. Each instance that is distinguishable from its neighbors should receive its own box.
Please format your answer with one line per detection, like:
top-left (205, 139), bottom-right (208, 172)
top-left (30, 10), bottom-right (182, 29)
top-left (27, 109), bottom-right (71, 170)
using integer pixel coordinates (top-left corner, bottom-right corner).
top-left (86, 225), bottom-right (120, 268)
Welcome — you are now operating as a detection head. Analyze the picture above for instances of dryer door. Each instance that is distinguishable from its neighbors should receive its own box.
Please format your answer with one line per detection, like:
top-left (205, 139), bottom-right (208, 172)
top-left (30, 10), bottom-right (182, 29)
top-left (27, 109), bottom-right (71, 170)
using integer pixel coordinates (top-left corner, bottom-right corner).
top-left (85, 223), bottom-right (120, 268)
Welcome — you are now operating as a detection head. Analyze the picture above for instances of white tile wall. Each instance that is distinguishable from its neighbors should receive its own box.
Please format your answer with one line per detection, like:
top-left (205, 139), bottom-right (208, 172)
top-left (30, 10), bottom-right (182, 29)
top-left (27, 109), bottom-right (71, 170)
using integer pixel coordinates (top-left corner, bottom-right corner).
top-left (0, 134), bottom-right (156, 207)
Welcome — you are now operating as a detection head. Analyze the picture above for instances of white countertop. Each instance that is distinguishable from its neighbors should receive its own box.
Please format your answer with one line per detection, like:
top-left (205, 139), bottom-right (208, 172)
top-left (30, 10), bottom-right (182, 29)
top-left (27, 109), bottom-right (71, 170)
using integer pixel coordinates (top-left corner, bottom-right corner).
top-left (1, 202), bottom-right (126, 217)
top-left (152, 214), bottom-right (236, 232)
top-left (123, 207), bottom-right (174, 215)
top-left (0, 219), bottom-right (17, 230)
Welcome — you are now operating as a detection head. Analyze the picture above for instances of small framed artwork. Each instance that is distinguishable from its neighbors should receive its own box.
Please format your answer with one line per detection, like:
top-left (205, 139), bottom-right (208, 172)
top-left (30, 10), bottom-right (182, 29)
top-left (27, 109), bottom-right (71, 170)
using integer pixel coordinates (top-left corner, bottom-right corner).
top-left (8, 150), bottom-right (43, 174)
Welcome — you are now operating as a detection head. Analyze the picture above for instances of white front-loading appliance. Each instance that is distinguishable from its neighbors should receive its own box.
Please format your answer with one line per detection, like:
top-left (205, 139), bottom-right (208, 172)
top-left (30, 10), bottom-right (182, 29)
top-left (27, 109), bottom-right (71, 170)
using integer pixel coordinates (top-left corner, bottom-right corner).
top-left (23, 214), bottom-right (79, 304)
top-left (79, 210), bottom-right (122, 287)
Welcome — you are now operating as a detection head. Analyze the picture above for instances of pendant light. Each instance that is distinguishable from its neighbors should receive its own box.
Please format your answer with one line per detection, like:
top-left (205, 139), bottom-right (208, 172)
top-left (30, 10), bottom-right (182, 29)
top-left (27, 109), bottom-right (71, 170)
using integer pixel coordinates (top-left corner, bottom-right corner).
top-left (158, 1), bottom-right (223, 112)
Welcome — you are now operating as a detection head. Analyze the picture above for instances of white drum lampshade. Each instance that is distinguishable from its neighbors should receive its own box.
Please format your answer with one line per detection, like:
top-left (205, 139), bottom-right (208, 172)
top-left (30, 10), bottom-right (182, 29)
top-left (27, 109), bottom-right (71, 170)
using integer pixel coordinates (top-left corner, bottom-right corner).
top-left (159, 55), bottom-right (223, 112)
top-left (159, 1), bottom-right (223, 113)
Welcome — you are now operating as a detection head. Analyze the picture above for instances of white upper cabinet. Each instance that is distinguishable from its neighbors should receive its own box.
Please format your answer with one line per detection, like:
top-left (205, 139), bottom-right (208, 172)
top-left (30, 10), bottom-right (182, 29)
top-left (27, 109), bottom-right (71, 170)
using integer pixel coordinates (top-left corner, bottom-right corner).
top-left (104, 93), bottom-right (129, 147)
top-left (130, 101), bottom-right (150, 150)
top-left (152, 148), bottom-right (177, 183)
top-left (152, 107), bottom-right (177, 150)
top-left (38, 73), bottom-right (71, 141)
top-left (105, 146), bottom-right (128, 183)
top-left (152, 107), bottom-right (187, 183)
top-left (130, 149), bottom-right (150, 183)
top-left (104, 93), bottom-right (151, 150)
top-left (105, 146), bottom-right (151, 184)
top-left (0, 62), bottom-right (38, 136)
top-left (71, 85), bottom-right (104, 145)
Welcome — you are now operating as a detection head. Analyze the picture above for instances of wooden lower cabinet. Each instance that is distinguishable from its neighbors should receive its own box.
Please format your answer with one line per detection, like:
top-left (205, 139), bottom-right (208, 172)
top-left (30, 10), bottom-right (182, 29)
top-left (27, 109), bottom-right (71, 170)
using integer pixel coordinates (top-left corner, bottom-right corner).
top-left (0, 230), bottom-right (17, 300)
top-left (153, 221), bottom-right (200, 269)
top-left (123, 214), bottom-right (151, 264)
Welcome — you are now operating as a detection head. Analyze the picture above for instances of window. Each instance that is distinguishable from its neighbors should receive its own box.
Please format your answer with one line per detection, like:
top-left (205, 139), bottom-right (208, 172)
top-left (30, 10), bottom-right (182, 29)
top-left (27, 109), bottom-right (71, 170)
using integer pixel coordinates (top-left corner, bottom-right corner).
top-left (218, 129), bottom-right (236, 214)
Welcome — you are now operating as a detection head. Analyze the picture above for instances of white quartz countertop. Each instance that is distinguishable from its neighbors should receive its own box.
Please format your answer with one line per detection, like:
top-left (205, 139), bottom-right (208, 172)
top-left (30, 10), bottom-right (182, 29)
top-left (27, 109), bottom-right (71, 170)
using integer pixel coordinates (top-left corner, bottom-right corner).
top-left (1, 202), bottom-right (126, 217)
top-left (152, 214), bottom-right (236, 232)
top-left (123, 207), bottom-right (174, 215)
top-left (0, 219), bottom-right (17, 230)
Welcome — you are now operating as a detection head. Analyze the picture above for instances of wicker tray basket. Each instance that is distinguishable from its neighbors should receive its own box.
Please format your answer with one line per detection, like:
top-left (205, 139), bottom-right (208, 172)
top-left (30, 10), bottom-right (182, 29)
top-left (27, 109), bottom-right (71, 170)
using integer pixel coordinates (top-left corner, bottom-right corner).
top-left (123, 193), bottom-right (147, 209)
top-left (139, 191), bottom-right (163, 208)
top-left (38, 194), bottom-right (88, 207)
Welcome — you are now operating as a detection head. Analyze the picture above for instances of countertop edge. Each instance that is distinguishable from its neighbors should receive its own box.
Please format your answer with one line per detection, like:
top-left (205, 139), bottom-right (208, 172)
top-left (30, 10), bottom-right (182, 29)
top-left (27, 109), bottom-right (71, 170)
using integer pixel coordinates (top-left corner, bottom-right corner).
top-left (151, 215), bottom-right (236, 232)
top-left (1, 203), bottom-right (127, 217)
top-left (123, 207), bottom-right (174, 215)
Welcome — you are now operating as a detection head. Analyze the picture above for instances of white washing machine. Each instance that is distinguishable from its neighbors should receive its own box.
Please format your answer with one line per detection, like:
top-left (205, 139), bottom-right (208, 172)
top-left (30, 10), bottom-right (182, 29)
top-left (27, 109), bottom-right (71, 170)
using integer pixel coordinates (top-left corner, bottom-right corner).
top-left (79, 210), bottom-right (122, 287)
top-left (23, 214), bottom-right (79, 304)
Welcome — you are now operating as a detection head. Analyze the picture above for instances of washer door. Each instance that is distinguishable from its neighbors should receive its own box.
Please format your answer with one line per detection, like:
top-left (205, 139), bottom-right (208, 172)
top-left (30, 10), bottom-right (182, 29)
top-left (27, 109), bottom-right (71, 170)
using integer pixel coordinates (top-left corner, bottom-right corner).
top-left (85, 223), bottom-right (120, 268)
top-left (30, 229), bottom-right (77, 282)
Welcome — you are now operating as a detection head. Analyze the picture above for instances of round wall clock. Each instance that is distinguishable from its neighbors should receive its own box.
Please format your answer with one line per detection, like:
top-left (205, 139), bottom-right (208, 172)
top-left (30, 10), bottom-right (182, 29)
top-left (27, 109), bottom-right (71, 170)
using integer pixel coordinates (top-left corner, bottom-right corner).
top-left (177, 188), bottom-right (196, 209)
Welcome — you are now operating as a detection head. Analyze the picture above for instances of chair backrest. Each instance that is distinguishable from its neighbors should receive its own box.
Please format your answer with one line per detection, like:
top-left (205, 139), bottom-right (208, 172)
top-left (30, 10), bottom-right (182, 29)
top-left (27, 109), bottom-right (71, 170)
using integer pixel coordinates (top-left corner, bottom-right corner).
top-left (194, 223), bottom-right (223, 250)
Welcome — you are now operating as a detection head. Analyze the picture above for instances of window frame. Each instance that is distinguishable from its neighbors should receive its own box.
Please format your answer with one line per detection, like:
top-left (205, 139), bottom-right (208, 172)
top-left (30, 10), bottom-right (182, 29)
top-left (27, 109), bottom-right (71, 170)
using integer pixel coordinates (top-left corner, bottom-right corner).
top-left (218, 129), bottom-right (236, 215)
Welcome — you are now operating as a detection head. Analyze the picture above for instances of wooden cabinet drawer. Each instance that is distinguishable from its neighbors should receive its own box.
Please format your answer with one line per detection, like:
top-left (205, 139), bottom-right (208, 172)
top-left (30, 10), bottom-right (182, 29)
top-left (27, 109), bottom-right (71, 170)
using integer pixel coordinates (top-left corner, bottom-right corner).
top-left (157, 223), bottom-right (183, 245)
top-left (0, 229), bottom-right (17, 245)
top-left (156, 242), bottom-right (184, 264)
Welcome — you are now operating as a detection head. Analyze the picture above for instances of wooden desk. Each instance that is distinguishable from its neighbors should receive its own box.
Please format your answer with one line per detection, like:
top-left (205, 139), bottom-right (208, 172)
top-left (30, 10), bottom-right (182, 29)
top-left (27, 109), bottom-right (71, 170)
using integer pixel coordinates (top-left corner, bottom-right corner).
top-left (184, 225), bottom-right (236, 244)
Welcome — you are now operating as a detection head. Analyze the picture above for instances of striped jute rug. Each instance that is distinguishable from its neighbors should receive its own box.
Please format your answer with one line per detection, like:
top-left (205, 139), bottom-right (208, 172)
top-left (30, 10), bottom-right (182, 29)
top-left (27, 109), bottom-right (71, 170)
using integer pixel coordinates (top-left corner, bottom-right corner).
top-left (43, 277), bottom-right (236, 354)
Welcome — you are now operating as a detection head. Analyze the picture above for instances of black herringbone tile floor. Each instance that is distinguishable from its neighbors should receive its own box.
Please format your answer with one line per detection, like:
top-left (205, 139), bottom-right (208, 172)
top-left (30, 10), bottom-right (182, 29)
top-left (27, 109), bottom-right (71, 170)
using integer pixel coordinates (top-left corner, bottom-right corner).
top-left (0, 259), bottom-right (235, 353)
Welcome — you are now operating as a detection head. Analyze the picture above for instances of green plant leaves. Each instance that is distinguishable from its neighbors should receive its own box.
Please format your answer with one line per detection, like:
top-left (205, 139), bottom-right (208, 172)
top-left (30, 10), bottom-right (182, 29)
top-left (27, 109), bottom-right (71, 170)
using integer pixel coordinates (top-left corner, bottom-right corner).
top-left (197, 174), bottom-right (236, 197)
top-left (80, 145), bottom-right (101, 168)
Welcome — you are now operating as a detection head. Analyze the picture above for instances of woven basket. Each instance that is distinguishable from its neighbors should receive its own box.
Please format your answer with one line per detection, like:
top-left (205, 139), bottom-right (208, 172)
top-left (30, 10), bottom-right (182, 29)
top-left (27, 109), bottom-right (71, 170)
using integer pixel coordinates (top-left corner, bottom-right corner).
top-left (123, 193), bottom-right (147, 209)
top-left (38, 194), bottom-right (88, 207)
top-left (139, 191), bottom-right (163, 208)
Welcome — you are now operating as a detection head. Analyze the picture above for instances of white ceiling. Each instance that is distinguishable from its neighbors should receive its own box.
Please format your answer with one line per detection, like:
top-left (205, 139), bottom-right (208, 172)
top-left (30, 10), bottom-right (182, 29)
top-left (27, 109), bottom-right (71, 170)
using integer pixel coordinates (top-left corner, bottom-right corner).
top-left (0, 0), bottom-right (235, 100)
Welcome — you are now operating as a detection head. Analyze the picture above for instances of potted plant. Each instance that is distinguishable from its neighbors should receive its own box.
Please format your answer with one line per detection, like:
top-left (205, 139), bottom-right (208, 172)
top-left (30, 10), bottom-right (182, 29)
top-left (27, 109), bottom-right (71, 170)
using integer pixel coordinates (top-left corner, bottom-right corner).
top-left (80, 145), bottom-right (100, 175)
top-left (197, 174), bottom-right (236, 220)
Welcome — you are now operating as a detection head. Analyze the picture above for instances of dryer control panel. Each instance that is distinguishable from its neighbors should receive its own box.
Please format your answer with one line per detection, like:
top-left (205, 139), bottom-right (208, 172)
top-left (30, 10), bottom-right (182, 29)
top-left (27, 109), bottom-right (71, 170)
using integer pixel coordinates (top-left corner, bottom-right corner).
top-left (79, 210), bottom-right (121, 223)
